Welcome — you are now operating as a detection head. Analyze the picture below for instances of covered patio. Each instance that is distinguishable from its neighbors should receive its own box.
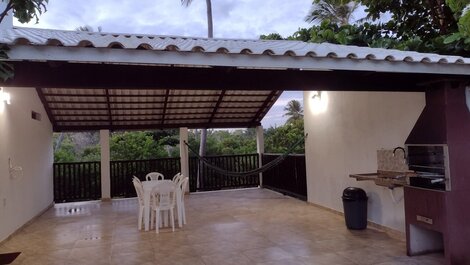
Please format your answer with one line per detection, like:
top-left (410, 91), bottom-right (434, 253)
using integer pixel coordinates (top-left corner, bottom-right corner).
top-left (1, 20), bottom-right (470, 265)
top-left (0, 189), bottom-right (444, 265)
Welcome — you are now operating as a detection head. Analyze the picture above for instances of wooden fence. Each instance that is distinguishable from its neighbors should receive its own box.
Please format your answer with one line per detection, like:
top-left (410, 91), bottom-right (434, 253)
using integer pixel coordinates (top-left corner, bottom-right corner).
top-left (188, 154), bottom-right (260, 192)
top-left (110, 158), bottom-right (181, 198)
top-left (53, 153), bottom-right (305, 202)
top-left (262, 154), bottom-right (307, 201)
top-left (53, 162), bottom-right (101, 203)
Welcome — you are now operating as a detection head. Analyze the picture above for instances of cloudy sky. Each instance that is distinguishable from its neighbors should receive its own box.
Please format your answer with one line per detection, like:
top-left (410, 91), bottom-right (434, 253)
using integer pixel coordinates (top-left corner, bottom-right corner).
top-left (17, 0), bottom-right (309, 127)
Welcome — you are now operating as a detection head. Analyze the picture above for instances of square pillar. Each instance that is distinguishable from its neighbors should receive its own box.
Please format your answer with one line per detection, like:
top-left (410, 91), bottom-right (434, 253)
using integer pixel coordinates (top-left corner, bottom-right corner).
top-left (256, 125), bottom-right (264, 188)
top-left (179, 127), bottom-right (189, 191)
top-left (100, 129), bottom-right (111, 200)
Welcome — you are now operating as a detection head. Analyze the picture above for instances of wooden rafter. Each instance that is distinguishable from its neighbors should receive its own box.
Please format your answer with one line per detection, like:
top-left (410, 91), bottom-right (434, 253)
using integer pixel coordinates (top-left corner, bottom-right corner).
top-left (160, 89), bottom-right (170, 125)
top-left (208, 91), bottom-right (226, 123)
top-left (54, 122), bottom-right (262, 132)
top-left (35, 88), bottom-right (55, 124)
top-left (251, 90), bottom-right (278, 123)
top-left (41, 93), bottom-right (271, 98)
top-left (105, 88), bottom-right (112, 126)
top-left (52, 111), bottom-right (255, 117)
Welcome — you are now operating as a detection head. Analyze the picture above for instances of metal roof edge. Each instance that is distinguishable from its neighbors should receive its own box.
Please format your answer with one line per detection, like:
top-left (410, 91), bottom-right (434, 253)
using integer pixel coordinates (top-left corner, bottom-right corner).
top-left (7, 45), bottom-right (470, 76)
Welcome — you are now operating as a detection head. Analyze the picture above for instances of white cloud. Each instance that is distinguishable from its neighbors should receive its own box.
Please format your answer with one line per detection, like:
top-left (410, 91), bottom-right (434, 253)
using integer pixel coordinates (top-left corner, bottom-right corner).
top-left (18, 0), bottom-right (311, 38)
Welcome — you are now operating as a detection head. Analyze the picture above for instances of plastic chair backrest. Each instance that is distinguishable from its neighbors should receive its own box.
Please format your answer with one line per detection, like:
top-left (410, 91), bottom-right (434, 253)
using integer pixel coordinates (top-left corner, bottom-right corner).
top-left (146, 172), bottom-right (164, 181)
top-left (132, 175), bottom-right (141, 184)
top-left (132, 179), bottom-right (144, 205)
top-left (151, 182), bottom-right (176, 208)
top-left (178, 177), bottom-right (189, 194)
top-left (172, 172), bottom-right (182, 182)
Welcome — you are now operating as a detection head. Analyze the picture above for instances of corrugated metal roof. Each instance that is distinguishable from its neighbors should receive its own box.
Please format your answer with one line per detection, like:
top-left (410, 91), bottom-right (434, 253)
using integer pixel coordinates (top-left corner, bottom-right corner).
top-left (37, 87), bottom-right (281, 131)
top-left (1, 27), bottom-right (469, 65)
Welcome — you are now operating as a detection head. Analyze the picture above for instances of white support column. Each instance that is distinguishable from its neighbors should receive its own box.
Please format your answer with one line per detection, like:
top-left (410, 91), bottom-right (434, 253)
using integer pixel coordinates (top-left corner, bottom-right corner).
top-left (100, 130), bottom-right (111, 200)
top-left (179, 127), bottom-right (189, 191)
top-left (256, 125), bottom-right (264, 188)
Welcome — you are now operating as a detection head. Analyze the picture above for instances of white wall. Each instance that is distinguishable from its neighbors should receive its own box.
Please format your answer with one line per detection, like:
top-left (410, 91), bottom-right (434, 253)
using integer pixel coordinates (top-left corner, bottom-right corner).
top-left (303, 91), bottom-right (425, 232)
top-left (0, 87), bottom-right (53, 242)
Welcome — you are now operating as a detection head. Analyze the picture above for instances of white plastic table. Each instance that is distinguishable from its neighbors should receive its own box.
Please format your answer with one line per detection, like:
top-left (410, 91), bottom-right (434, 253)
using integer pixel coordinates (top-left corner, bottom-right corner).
top-left (141, 180), bottom-right (182, 231)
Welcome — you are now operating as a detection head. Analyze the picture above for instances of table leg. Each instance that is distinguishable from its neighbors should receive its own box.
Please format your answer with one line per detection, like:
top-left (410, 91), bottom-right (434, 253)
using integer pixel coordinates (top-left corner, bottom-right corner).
top-left (144, 192), bottom-right (151, 231)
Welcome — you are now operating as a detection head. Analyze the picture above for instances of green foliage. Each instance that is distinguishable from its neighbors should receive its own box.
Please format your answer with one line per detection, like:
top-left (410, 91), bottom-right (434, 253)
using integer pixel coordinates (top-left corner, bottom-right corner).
top-left (3, 0), bottom-right (48, 24)
top-left (284, 99), bottom-right (304, 124)
top-left (187, 129), bottom-right (257, 156)
top-left (361, 0), bottom-right (457, 38)
top-left (53, 135), bottom-right (76, 162)
top-left (81, 146), bottom-right (100, 162)
top-left (260, 33), bottom-right (284, 40)
top-left (0, 0), bottom-right (48, 81)
top-left (262, 0), bottom-right (470, 56)
top-left (0, 44), bottom-right (13, 81)
top-left (305, 0), bottom-right (359, 26)
top-left (110, 131), bottom-right (167, 161)
top-left (265, 119), bottom-right (305, 154)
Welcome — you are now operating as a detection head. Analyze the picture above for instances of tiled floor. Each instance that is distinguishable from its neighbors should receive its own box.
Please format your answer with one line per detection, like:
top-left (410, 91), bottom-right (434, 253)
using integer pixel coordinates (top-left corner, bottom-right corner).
top-left (0, 188), bottom-right (444, 265)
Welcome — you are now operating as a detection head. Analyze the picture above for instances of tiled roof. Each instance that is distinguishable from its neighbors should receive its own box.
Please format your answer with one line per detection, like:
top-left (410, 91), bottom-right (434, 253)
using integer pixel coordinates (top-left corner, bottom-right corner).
top-left (1, 27), bottom-right (469, 65)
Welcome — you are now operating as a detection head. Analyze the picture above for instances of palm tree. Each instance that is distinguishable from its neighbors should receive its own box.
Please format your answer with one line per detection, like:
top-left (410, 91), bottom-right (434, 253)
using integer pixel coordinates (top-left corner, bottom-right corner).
top-left (284, 100), bottom-right (304, 124)
top-left (305, 0), bottom-right (359, 26)
top-left (180, 0), bottom-right (213, 189)
top-left (181, 0), bottom-right (213, 38)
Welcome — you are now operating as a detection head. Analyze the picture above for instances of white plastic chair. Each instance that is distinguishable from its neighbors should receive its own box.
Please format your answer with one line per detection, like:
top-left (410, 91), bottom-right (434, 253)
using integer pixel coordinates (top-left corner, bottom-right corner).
top-left (177, 176), bottom-right (189, 225)
top-left (132, 177), bottom-right (145, 230)
top-left (172, 172), bottom-right (182, 183)
top-left (150, 181), bottom-right (177, 233)
top-left (146, 172), bottom-right (164, 181)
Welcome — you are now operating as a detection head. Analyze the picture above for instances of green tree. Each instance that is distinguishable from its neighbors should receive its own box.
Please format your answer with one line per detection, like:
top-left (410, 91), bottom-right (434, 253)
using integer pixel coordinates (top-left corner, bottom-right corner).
top-left (180, 0), bottom-right (214, 175)
top-left (264, 1), bottom-right (470, 56)
top-left (0, 0), bottom-right (48, 80)
top-left (53, 135), bottom-right (76, 162)
top-left (305, 0), bottom-right (359, 26)
top-left (284, 100), bottom-right (304, 124)
top-left (110, 131), bottom-right (167, 161)
top-left (265, 119), bottom-right (305, 154)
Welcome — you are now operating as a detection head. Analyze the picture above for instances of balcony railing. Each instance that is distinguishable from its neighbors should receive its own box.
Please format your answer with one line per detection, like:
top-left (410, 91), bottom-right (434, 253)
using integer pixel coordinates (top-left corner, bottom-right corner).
top-left (110, 158), bottom-right (182, 198)
top-left (53, 153), bottom-right (305, 203)
top-left (262, 154), bottom-right (307, 201)
top-left (53, 162), bottom-right (101, 203)
top-left (189, 153), bottom-right (260, 192)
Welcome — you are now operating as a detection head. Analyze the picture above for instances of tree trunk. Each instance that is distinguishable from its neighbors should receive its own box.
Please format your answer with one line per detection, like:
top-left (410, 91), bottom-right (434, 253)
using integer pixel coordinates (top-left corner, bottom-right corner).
top-left (198, 128), bottom-right (207, 189)
top-left (197, 0), bottom-right (212, 190)
top-left (205, 0), bottom-right (213, 38)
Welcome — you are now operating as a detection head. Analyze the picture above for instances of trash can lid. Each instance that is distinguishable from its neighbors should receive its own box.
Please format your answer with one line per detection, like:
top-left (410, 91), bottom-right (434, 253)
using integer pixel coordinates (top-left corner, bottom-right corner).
top-left (342, 187), bottom-right (367, 200)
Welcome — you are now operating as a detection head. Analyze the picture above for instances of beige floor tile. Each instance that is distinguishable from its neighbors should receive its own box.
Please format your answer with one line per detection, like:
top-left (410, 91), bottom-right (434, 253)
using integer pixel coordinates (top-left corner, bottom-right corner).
top-left (0, 189), bottom-right (445, 265)
top-left (242, 246), bottom-right (295, 263)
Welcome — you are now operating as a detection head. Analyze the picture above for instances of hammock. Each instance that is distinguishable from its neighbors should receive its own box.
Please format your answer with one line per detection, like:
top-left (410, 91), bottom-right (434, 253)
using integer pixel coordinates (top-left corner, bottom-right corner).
top-left (183, 133), bottom-right (307, 177)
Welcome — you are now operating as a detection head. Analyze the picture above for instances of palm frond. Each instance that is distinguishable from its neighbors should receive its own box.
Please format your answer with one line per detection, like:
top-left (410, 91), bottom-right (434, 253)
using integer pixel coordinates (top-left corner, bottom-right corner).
top-left (181, 0), bottom-right (193, 7)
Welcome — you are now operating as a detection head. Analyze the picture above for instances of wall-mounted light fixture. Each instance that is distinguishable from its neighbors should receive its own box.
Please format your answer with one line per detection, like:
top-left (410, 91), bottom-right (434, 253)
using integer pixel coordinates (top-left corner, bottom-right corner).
top-left (0, 87), bottom-right (10, 105)
top-left (310, 91), bottom-right (329, 114)
top-left (0, 87), bottom-right (10, 113)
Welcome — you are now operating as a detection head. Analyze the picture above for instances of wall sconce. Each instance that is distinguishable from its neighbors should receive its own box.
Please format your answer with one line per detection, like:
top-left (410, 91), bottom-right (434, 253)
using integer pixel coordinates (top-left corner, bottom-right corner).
top-left (0, 87), bottom-right (10, 105)
top-left (0, 87), bottom-right (10, 113)
top-left (310, 91), bottom-right (329, 114)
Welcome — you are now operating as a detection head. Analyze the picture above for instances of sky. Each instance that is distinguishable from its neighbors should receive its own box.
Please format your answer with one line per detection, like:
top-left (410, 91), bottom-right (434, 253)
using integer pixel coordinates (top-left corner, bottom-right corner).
top-left (16, 0), bottom-right (309, 128)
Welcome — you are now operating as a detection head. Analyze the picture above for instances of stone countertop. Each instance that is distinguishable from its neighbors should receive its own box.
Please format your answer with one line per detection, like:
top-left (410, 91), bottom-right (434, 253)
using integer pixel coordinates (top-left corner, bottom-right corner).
top-left (350, 170), bottom-right (417, 189)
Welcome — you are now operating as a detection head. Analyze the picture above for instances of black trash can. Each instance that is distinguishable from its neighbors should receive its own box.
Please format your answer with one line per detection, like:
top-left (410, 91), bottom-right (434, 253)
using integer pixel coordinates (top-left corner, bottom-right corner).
top-left (342, 187), bottom-right (368, 230)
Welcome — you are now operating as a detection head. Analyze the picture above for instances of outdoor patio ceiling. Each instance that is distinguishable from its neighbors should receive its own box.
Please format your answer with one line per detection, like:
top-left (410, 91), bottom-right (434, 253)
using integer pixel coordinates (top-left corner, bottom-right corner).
top-left (37, 87), bottom-right (281, 131)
